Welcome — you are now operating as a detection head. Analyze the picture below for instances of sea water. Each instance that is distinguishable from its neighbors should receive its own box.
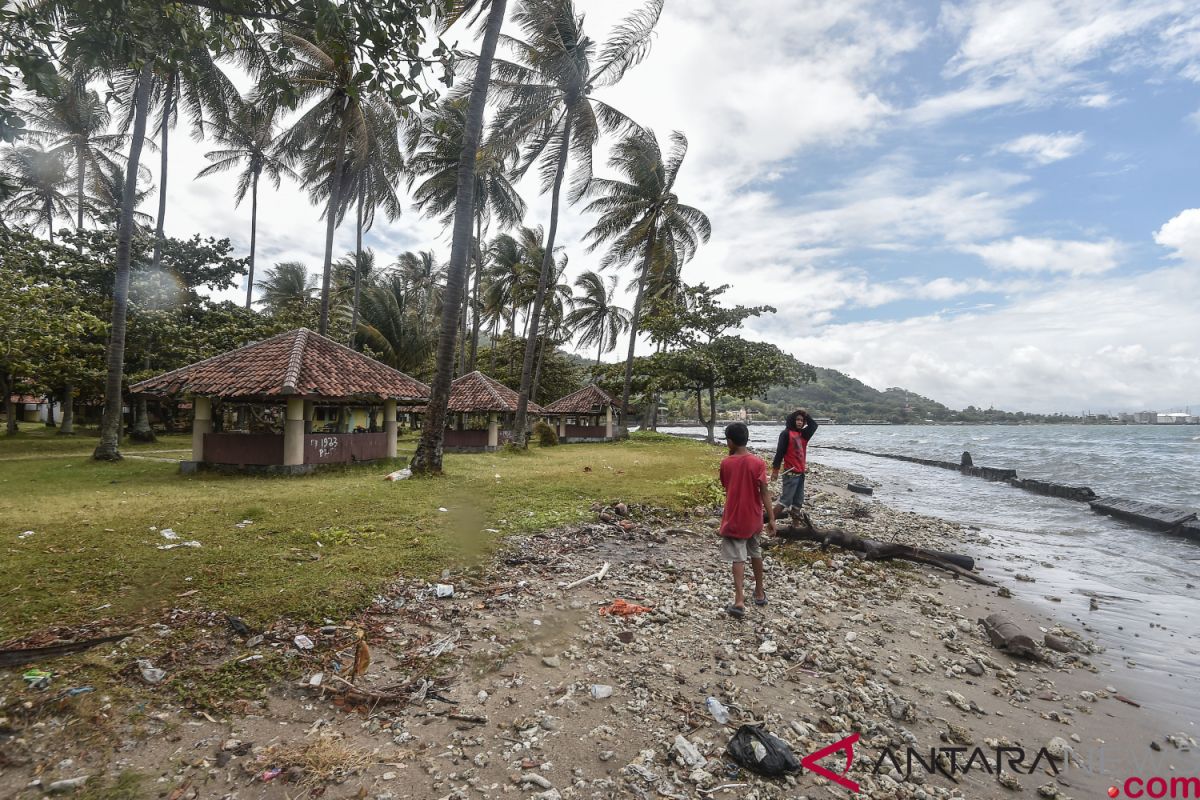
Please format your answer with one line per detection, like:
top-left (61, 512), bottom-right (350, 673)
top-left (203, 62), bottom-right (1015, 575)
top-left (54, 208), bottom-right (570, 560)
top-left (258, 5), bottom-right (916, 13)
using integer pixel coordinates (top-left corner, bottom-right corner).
top-left (659, 423), bottom-right (1200, 727)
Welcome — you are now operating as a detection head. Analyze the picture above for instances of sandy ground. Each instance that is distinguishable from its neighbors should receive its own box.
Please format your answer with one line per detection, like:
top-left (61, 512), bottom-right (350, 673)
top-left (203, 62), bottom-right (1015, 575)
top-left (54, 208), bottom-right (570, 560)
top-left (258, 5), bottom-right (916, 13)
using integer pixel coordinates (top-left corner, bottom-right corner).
top-left (2, 462), bottom-right (1197, 799)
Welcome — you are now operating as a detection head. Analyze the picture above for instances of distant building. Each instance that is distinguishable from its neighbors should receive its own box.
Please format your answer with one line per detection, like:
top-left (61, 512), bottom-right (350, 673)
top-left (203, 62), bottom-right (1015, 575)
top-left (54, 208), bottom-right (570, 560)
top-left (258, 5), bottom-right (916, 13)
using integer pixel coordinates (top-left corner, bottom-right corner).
top-left (1133, 411), bottom-right (1157, 424)
top-left (1157, 412), bottom-right (1193, 424)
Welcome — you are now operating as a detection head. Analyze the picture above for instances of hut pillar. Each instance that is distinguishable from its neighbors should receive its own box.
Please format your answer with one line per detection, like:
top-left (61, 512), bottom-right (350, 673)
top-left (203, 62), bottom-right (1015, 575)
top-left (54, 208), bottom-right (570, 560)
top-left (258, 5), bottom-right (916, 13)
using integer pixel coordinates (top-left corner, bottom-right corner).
top-left (558, 415), bottom-right (567, 437)
top-left (605, 405), bottom-right (614, 439)
top-left (385, 399), bottom-right (398, 458)
top-left (191, 396), bottom-right (212, 462)
top-left (487, 412), bottom-right (499, 449)
top-left (303, 400), bottom-right (314, 434)
top-left (284, 398), bottom-right (305, 466)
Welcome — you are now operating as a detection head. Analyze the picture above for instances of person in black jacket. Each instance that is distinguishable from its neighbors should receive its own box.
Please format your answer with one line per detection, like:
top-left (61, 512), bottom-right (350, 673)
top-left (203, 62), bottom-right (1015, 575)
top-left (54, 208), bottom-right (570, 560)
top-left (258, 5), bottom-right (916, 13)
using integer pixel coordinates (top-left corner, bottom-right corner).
top-left (770, 409), bottom-right (818, 519)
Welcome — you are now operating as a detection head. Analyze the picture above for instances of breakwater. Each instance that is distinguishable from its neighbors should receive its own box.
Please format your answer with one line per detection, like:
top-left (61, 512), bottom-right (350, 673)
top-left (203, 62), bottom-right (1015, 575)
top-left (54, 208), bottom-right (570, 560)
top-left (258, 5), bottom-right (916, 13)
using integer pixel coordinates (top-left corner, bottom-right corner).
top-left (814, 444), bottom-right (1198, 537)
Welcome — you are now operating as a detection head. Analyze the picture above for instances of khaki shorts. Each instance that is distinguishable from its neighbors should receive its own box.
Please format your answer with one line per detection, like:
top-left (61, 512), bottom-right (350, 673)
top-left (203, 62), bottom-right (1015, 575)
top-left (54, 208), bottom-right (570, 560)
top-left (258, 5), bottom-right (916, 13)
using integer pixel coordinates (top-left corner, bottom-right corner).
top-left (719, 534), bottom-right (763, 563)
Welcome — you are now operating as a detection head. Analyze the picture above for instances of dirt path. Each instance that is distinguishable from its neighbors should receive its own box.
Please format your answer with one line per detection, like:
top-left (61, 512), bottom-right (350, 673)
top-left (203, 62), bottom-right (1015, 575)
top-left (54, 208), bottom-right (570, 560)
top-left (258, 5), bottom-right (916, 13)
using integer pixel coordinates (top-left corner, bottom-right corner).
top-left (2, 464), bottom-right (1195, 799)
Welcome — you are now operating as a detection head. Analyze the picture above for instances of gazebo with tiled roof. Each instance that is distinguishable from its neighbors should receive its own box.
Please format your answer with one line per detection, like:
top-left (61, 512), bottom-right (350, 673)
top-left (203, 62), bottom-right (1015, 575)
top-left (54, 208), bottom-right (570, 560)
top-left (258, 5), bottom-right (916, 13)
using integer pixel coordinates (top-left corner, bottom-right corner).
top-left (130, 328), bottom-right (429, 472)
top-left (542, 384), bottom-right (625, 442)
top-left (445, 371), bottom-right (546, 451)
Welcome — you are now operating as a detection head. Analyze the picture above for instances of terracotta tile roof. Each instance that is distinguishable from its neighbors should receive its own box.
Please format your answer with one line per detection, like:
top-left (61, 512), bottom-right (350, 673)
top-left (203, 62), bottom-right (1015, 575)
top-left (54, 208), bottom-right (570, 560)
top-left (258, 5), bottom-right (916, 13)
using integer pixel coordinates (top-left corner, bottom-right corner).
top-left (129, 328), bottom-right (430, 402)
top-left (446, 371), bottom-right (544, 414)
top-left (542, 384), bottom-right (620, 415)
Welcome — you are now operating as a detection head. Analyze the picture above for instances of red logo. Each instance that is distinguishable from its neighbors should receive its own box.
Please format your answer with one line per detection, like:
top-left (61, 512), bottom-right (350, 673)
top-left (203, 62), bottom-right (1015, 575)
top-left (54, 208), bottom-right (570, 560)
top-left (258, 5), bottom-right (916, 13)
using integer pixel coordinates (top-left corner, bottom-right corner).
top-left (1110, 788), bottom-right (1121, 798)
top-left (802, 732), bottom-right (861, 793)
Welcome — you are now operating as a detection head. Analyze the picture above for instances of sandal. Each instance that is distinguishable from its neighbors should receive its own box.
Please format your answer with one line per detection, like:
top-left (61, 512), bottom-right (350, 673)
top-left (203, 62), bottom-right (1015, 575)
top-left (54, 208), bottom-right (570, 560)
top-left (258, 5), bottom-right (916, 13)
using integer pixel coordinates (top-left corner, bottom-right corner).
top-left (754, 592), bottom-right (768, 607)
top-left (725, 605), bottom-right (745, 619)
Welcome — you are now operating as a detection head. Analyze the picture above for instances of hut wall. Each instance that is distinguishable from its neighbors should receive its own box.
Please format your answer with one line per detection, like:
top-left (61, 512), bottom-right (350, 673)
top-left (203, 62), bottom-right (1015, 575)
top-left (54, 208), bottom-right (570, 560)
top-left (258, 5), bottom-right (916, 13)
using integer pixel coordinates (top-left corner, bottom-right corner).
top-left (204, 433), bottom-right (285, 465)
top-left (304, 432), bottom-right (390, 464)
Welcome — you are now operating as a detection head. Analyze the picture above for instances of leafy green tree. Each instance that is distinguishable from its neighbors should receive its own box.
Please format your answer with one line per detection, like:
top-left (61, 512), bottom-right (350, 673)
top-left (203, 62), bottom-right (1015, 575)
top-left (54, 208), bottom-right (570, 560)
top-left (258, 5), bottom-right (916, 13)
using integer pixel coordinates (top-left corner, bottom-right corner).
top-left (566, 269), bottom-right (631, 365)
top-left (581, 128), bottom-right (710, 419)
top-left (20, 72), bottom-right (124, 238)
top-left (2, 145), bottom-right (71, 243)
top-left (86, 161), bottom-right (154, 228)
top-left (197, 95), bottom-right (294, 308)
top-left (487, 0), bottom-right (663, 444)
top-left (356, 272), bottom-right (439, 378)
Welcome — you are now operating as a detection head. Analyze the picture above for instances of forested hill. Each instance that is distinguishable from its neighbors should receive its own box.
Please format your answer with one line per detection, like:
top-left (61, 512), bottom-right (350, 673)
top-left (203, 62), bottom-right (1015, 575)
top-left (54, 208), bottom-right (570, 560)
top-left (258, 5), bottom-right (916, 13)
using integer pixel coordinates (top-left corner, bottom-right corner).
top-left (761, 366), bottom-right (956, 423)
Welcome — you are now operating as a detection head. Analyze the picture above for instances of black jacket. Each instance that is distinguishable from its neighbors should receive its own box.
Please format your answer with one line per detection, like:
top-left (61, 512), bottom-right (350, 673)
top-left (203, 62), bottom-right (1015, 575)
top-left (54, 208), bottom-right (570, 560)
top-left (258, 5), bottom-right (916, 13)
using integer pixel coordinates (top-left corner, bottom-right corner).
top-left (772, 416), bottom-right (817, 470)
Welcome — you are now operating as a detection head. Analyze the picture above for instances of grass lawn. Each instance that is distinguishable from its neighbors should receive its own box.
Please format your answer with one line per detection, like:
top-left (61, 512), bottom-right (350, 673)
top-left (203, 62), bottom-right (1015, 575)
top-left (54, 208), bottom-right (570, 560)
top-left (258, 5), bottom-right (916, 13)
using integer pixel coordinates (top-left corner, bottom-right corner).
top-left (0, 427), bottom-right (721, 641)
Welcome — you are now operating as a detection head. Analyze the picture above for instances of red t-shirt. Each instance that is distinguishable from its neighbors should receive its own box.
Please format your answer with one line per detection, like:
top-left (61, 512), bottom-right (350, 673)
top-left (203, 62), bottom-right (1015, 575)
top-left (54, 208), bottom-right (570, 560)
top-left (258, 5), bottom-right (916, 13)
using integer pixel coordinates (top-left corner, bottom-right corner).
top-left (719, 453), bottom-right (767, 539)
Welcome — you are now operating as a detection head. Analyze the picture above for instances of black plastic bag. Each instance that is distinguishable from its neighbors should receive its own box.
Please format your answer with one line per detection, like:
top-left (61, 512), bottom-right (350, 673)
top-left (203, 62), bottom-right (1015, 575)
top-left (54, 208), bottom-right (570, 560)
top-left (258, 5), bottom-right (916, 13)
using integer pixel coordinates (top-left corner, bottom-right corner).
top-left (726, 724), bottom-right (802, 776)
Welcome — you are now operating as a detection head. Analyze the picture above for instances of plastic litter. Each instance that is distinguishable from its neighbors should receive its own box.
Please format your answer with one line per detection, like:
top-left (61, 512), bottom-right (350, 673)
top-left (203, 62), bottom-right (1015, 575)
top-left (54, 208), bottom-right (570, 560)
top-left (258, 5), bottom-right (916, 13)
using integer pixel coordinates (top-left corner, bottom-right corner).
top-left (260, 768), bottom-right (282, 782)
top-left (64, 686), bottom-right (94, 697)
top-left (435, 583), bottom-right (454, 598)
top-left (598, 598), bottom-right (652, 617)
top-left (384, 468), bottom-right (412, 481)
top-left (137, 660), bottom-right (166, 685)
top-left (308, 673), bottom-right (324, 687)
top-left (22, 669), bottom-right (53, 689)
top-left (18, 530), bottom-right (35, 539)
top-left (293, 634), bottom-right (315, 650)
top-left (159, 529), bottom-right (179, 540)
top-left (705, 696), bottom-right (730, 724)
top-left (673, 734), bottom-right (706, 767)
top-left (725, 724), bottom-right (801, 776)
top-left (157, 540), bottom-right (201, 550)
top-left (590, 684), bottom-right (614, 699)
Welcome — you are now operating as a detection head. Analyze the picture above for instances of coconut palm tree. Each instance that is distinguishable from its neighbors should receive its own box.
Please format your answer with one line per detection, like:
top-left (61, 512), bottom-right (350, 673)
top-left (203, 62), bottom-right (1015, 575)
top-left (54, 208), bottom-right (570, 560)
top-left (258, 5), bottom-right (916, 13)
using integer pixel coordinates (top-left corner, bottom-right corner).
top-left (410, 0), bottom-right (510, 473)
top-left (582, 128), bottom-right (710, 422)
top-left (355, 272), bottom-right (439, 377)
top-left (394, 249), bottom-right (445, 326)
top-left (2, 145), bottom-right (72, 243)
top-left (267, 19), bottom-right (406, 337)
top-left (566, 269), bottom-right (631, 365)
top-left (86, 161), bottom-right (154, 229)
top-left (255, 261), bottom-right (317, 314)
top-left (486, 0), bottom-right (663, 441)
top-left (408, 95), bottom-right (526, 370)
top-left (20, 72), bottom-right (124, 238)
top-left (301, 99), bottom-right (405, 344)
top-left (131, 31), bottom-right (237, 273)
top-left (196, 96), bottom-right (294, 308)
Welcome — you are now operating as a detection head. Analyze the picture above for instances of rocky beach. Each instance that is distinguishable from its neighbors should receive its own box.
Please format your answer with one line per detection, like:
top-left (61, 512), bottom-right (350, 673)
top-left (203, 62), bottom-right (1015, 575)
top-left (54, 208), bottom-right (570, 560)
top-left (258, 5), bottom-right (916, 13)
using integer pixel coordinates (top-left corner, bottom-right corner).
top-left (3, 460), bottom-right (1197, 799)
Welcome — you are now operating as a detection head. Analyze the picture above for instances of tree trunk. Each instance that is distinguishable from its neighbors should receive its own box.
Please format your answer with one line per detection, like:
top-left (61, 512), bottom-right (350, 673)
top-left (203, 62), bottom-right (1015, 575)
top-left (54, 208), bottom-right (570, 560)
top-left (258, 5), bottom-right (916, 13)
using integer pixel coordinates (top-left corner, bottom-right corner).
top-left (457, 275), bottom-right (469, 377)
top-left (75, 141), bottom-right (86, 242)
top-left (706, 383), bottom-right (717, 444)
top-left (151, 78), bottom-right (173, 273)
top-left (131, 395), bottom-right (156, 442)
top-left (532, 336), bottom-right (545, 404)
top-left (349, 186), bottom-right (363, 347)
top-left (246, 167), bottom-right (259, 309)
top-left (2, 373), bottom-right (16, 435)
top-left (45, 195), bottom-right (54, 245)
top-left (58, 385), bottom-right (74, 435)
top-left (620, 236), bottom-right (654, 427)
top-left (595, 328), bottom-right (603, 365)
top-left (318, 114), bottom-right (349, 336)
top-left (94, 64), bottom-right (153, 461)
top-left (411, 0), bottom-right (507, 474)
top-left (469, 215), bottom-right (484, 371)
top-left (513, 116), bottom-right (572, 442)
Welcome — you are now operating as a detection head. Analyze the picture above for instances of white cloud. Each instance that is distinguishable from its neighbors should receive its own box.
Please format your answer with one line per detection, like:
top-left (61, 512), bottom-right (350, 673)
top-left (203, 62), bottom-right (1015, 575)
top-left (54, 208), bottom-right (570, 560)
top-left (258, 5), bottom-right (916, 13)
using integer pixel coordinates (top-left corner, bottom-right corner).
top-left (1155, 208), bottom-right (1200, 263)
top-left (998, 132), bottom-right (1087, 164)
top-left (912, 0), bottom-right (1190, 123)
top-left (962, 236), bottom-right (1121, 275)
top-left (777, 264), bottom-right (1200, 412)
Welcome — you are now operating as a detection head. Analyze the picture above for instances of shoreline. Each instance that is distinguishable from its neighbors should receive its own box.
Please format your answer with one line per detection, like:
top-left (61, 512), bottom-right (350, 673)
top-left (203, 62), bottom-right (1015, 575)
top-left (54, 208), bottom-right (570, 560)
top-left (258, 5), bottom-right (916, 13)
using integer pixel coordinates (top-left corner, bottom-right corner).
top-left (5, 450), bottom-right (1197, 798)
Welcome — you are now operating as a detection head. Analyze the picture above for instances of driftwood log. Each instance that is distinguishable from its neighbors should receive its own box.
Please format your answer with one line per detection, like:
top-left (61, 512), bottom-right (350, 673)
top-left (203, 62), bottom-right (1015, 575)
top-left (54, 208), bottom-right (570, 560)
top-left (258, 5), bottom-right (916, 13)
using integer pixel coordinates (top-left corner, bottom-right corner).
top-left (776, 513), bottom-right (996, 586)
top-left (0, 632), bottom-right (132, 668)
top-left (979, 613), bottom-right (1039, 659)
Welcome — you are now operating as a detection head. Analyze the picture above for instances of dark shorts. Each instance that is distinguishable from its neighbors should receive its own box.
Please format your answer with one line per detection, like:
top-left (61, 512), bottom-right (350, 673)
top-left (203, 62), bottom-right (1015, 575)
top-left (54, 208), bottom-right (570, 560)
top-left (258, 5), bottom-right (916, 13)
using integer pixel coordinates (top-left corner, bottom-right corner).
top-left (780, 472), bottom-right (806, 508)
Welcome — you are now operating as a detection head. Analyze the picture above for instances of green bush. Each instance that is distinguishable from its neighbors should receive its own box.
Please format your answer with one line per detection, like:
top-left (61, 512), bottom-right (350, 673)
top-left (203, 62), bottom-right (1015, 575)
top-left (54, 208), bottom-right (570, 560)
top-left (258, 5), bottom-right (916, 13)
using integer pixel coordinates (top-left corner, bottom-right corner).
top-left (533, 420), bottom-right (559, 447)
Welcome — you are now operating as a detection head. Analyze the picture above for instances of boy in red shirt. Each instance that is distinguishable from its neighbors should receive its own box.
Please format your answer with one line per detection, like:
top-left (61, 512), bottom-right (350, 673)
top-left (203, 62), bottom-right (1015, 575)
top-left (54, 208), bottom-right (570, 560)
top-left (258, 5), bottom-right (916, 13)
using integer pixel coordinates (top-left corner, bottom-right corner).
top-left (718, 422), bottom-right (776, 618)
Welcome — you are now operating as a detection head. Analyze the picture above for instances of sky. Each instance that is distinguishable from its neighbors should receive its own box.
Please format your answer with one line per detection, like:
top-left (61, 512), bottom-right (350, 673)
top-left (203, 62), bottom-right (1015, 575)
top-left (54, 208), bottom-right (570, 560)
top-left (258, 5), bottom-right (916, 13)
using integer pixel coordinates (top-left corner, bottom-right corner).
top-left (152, 0), bottom-right (1200, 415)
